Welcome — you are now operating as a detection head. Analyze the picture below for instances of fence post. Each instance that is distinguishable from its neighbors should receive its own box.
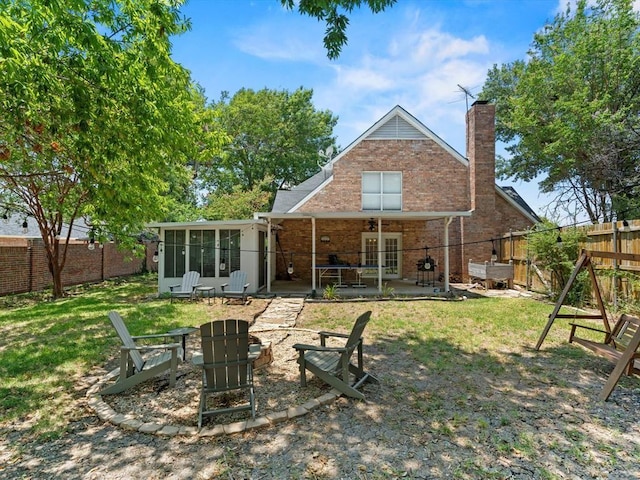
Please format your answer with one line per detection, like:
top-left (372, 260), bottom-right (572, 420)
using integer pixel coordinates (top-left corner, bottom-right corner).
top-left (613, 220), bottom-right (619, 309)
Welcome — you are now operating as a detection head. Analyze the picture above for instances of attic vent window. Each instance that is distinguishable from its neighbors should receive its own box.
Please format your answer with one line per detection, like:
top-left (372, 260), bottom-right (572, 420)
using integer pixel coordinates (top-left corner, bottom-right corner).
top-left (362, 172), bottom-right (402, 211)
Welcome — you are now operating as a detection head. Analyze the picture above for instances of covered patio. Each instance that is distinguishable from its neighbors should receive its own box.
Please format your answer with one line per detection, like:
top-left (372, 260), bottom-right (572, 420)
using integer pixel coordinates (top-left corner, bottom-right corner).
top-left (262, 276), bottom-right (447, 298)
top-left (256, 211), bottom-right (471, 298)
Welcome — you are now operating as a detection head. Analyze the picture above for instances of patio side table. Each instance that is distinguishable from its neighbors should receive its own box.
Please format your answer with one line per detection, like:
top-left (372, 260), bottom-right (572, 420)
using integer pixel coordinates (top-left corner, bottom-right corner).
top-left (195, 286), bottom-right (216, 305)
top-left (168, 327), bottom-right (198, 361)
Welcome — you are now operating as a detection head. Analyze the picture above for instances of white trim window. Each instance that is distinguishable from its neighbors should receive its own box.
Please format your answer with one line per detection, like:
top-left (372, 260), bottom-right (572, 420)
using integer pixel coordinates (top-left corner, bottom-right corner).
top-left (362, 171), bottom-right (402, 211)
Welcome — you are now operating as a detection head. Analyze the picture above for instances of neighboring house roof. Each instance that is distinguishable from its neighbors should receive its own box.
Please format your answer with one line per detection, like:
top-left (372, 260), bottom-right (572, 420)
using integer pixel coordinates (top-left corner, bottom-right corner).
top-left (499, 186), bottom-right (541, 222)
top-left (0, 214), bottom-right (91, 239)
top-left (268, 105), bottom-right (539, 224)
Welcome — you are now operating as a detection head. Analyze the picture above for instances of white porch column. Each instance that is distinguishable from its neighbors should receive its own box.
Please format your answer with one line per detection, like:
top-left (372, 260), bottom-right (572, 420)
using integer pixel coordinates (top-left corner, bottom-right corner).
top-left (267, 219), bottom-right (272, 293)
top-left (377, 217), bottom-right (383, 292)
top-left (444, 217), bottom-right (453, 292)
top-left (312, 217), bottom-right (317, 293)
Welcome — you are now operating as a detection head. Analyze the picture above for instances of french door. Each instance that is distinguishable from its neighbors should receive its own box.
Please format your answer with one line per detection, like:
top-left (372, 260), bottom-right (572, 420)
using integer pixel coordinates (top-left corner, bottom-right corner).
top-left (361, 233), bottom-right (402, 278)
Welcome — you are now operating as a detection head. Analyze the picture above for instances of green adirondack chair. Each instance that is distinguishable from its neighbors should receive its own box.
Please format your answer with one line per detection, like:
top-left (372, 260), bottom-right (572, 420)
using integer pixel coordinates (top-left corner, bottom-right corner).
top-left (293, 311), bottom-right (377, 399)
top-left (100, 311), bottom-right (180, 395)
top-left (197, 319), bottom-right (256, 428)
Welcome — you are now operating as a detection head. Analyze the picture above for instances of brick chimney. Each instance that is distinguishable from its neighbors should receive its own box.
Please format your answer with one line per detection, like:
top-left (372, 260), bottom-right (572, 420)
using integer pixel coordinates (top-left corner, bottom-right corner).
top-left (466, 100), bottom-right (496, 214)
top-left (462, 100), bottom-right (497, 279)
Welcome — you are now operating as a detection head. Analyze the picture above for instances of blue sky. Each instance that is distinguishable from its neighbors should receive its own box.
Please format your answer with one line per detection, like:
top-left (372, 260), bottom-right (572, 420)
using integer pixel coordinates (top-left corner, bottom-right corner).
top-left (170, 0), bottom-right (573, 218)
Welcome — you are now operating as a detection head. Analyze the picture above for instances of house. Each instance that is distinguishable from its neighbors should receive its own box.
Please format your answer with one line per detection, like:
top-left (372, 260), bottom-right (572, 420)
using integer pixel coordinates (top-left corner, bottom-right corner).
top-left (150, 101), bottom-right (537, 297)
top-left (254, 101), bottom-right (538, 294)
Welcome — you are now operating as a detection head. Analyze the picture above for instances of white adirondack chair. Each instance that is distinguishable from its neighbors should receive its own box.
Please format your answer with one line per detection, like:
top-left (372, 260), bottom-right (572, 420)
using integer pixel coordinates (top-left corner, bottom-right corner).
top-left (220, 270), bottom-right (250, 304)
top-left (169, 271), bottom-right (201, 303)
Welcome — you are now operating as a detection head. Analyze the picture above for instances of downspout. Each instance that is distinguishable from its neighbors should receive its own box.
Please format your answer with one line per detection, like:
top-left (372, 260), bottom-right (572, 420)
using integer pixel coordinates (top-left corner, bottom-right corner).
top-left (267, 219), bottom-right (272, 294)
top-left (444, 217), bottom-right (453, 293)
top-left (312, 217), bottom-right (317, 295)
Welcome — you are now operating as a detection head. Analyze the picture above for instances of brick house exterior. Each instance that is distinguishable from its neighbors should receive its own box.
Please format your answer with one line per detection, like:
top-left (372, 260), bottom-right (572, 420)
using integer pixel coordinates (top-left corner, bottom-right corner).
top-left (256, 102), bottom-right (538, 293)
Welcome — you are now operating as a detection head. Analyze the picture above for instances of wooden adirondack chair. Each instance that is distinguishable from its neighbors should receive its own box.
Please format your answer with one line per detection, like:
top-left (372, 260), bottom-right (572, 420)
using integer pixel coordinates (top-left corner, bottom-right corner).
top-left (100, 311), bottom-right (180, 395)
top-left (197, 319), bottom-right (256, 428)
top-left (220, 270), bottom-right (250, 304)
top-left (293, 311), bottom-right (377, 400)
top-left (169, 271), bottom-right (201, 303)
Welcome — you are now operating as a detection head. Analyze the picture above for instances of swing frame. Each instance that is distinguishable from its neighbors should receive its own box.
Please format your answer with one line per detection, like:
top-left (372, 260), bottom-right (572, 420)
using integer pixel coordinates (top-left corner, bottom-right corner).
top-left (535, 249), bottom-right (640, 350)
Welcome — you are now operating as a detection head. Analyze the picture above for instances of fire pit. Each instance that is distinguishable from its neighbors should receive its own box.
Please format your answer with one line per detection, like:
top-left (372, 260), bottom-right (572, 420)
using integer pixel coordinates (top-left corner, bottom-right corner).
top-left (249, 334), bottom-right (273, 370)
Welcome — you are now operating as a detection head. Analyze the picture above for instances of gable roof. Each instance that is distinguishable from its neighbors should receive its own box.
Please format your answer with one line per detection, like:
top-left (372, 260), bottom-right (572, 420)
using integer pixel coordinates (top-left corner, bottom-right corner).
top-left (269, 105), bottom-right (538, 224)
top-left (358, 105), bottom-right (467, 166)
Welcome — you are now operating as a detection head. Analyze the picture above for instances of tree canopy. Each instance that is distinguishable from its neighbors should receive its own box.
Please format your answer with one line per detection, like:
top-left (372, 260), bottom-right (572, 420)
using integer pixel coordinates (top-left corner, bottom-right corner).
top-left (198, 87), bottom-right (337, 215)
top-left (481, 0), bottom-right (640, 223)
top-left (0, 0), bottom-right (206, 297)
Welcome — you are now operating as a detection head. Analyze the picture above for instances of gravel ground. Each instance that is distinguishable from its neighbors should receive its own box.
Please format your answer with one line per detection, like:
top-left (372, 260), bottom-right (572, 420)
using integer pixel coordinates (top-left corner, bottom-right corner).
top-left (2, 299), bottom-right (640, 479)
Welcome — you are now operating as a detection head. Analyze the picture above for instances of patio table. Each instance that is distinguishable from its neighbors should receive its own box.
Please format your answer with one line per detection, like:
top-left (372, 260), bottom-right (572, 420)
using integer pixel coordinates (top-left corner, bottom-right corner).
top-left (168, 327), bottom-right (198, 361)
top-left (195, 286), bottom-right (216, 304)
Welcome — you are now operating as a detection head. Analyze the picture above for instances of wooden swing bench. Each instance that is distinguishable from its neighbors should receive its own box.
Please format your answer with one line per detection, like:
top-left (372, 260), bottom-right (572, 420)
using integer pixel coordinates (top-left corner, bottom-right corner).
top-left (569, 313), bottom-right (640, 401)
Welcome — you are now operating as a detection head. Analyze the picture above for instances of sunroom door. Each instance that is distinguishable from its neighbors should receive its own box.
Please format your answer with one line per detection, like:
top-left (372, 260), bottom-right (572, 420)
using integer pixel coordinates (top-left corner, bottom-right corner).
top-left (361, 233), bottom-right (402, 279)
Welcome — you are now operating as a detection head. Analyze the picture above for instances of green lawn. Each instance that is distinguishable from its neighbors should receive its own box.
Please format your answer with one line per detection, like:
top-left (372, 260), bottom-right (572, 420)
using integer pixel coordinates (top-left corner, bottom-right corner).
top-left (0, 275), bottom-right (596, 441)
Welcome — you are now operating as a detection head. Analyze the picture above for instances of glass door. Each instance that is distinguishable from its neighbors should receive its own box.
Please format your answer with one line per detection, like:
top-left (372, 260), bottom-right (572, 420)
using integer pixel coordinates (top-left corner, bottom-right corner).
top-left (361, 233), bottom-right (402, 279)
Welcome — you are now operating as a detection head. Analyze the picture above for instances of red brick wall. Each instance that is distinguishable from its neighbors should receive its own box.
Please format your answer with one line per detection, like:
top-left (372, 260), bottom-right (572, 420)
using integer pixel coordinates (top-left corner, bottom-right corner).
top-left (276, 218), bottom-right (465, 281)
top-left (0, 245), bottom-right (31, 294)
top-left (298, 138), bottom-right (470, 213)
top-left (0, 238), bottom-right (152, 296)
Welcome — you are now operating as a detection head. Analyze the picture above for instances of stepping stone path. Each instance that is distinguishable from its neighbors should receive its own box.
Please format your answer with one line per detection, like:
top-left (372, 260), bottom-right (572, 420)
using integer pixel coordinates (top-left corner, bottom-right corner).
top-left (251, 297), bottom-right (305, 330)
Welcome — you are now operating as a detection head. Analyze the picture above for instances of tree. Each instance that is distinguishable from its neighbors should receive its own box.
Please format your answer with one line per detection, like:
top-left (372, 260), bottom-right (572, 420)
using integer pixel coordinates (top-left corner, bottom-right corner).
top-left (481, 0), bottom-right (640, 223)
top-left (527, 220), bottom-right (588, 303)
top-left (0, 0), bottom-right (202, 298)
top-left (281, 0), bottom-right (397, 59)
top-left (199, 88), bottom-right (337, 211)
top-left (203, 178), bottom-right (274, 220)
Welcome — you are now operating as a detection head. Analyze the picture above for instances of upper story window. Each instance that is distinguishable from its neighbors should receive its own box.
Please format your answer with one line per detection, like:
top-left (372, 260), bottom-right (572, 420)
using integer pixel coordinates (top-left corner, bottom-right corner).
top-left (362, 172), bottom-right (402, 211)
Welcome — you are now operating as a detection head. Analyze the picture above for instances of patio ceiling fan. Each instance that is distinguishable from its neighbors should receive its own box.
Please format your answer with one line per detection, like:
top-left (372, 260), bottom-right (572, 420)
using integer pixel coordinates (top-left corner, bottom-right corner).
top-left (367, 218), bottom-right (390, 231)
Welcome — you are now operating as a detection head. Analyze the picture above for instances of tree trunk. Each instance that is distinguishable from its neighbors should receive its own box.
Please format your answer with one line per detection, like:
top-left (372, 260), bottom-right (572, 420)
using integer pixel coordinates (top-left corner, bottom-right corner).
top-left (44, 237), bottom-right (67, 299)
top-left (50, 260), bottom-right (65, 299)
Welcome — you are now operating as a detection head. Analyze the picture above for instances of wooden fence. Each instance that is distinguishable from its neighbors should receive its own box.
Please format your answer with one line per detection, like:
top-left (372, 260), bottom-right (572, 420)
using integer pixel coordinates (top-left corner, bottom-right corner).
top-left (498, 219), bottom-right (640, 305)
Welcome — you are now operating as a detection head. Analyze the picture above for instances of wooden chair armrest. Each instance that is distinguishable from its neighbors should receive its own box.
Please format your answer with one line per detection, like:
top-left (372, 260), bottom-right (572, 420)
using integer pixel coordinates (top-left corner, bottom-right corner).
top-left (293, 343), bottom-right (347, 353)
top-left (243, 283), bottom-right (250, 289)
top-left (220, 283), bottom-right (229, 289)
top-left (191, 283), bottom-right (202, 290)
top-left (122, 342), bottom-right (181, 352)
top-left (168, 284), bottom-right (180, 291)
top-left (131, 333), bottom-right (176, 340)
top-left (319, 331), bottom-right (349, 339)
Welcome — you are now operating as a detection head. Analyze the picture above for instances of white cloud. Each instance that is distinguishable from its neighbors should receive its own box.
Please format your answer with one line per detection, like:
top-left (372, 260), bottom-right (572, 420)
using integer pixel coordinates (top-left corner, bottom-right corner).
top-left (232, 17), bottom-right (326, 63)
top-left (312, 16), bottom-right (495, 151)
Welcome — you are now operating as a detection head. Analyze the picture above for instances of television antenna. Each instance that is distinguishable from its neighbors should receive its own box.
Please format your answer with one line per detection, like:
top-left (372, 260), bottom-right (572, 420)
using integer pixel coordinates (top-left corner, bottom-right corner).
top-left (457, 84), bottom-right (476, 111)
